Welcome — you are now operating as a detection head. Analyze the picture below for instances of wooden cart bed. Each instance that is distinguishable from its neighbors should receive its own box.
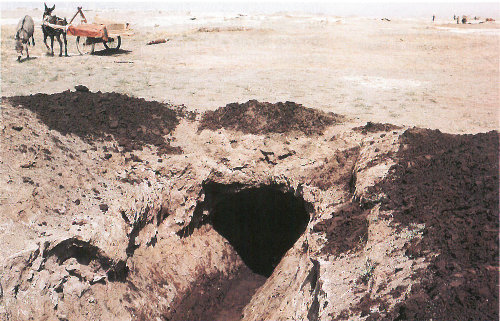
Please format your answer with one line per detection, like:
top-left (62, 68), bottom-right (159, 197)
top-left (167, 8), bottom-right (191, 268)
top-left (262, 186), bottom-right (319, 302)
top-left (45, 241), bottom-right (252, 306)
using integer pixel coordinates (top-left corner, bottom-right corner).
top-left (67, 24), bottom-right (109, 41)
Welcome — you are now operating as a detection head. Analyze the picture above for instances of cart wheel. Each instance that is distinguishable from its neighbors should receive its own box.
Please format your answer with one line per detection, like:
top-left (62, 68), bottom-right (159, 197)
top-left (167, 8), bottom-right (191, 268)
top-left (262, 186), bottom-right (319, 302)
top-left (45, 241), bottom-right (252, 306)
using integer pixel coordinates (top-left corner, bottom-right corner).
top-left (76, 36), bottom-right (95, 55)
top-left (103, 36), bottom-right (121, 51)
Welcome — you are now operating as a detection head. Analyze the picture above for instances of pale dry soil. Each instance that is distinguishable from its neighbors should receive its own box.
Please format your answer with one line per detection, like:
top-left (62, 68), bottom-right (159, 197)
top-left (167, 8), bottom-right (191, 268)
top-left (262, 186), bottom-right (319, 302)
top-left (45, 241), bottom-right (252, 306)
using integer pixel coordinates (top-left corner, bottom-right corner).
top-left (2, 8), bottom-right (499, 134)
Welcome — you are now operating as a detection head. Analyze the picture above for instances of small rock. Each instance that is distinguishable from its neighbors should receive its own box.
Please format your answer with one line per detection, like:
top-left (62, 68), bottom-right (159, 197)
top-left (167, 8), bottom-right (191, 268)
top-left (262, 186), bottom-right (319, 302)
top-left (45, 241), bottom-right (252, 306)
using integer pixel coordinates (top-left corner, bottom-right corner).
top-left (74, 85), bottom-right (89, 92)
top-left (90, 275), bottom-right (106, 285)
top-left (57, 314), bottom-right (69, 321)
top-left (104, 153), bottom-right (112, 160)
top-left (64, 258), bottom-right (79, 270)
top-left (277, 150), bottom-right (296, 160)
top-left (71, 220), bottom-right (85, 226)
top-left (22, 176), bottom-right (34, 184)
top-left (63, 276), bottom-right (88, 298)
top-left (20, 162), bottom-right (35, 169)
top-left (12, 125), bottom-right (23, 131)
top-left (109, 120), bottom-right (119, 129)
top-left (99, 204), bottom-right (109, 212)
top-left (128, 154), bottom-right (142, 162)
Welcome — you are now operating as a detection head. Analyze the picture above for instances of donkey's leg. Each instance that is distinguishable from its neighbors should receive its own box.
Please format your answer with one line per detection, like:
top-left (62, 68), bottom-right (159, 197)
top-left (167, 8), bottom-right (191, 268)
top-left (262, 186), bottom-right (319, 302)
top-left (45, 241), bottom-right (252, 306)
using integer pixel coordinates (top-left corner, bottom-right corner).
top-left (43, 30), bottom-right (50, 50)
top-left (56, 34), bottom-right (63, 57)
top-left (50, 36), bottom-right (54, 56)
top-left (63, 33), bottom-right (68, 57)
top-left (32, 35), bottom-right (35, 46)
top-left (26, 45), bottom-right (29, 59)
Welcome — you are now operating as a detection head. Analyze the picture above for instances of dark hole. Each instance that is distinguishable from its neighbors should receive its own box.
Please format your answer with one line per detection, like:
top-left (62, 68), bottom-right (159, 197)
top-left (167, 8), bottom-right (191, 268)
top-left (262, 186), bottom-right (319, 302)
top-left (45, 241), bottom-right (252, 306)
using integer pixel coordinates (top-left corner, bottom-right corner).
top-left (209, 186), bottom-right (310, 277)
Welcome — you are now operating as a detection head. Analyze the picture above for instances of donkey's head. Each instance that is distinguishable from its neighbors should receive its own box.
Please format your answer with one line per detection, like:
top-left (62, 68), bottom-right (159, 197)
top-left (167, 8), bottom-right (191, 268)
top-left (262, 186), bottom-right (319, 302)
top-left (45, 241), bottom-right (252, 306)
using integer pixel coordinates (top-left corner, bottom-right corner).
top-left (15, 39), bottom-right (24, 60)
top-left (43, 3), bottom-right (55, 19)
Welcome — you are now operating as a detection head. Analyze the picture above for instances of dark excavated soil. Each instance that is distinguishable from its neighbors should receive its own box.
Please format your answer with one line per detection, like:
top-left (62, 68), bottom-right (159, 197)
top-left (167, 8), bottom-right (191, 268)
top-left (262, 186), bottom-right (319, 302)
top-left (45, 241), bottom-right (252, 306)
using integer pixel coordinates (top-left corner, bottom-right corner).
top-left (361, 128), bottom-right (499, 320)
top-left (313, 202), bottom-right (368, 256)
top-left (199, 100), bottom-right (343, 136)
top-left (353, 121), bottom-right (402, 134)
top-left (7, 91), bottom-right (184, 155)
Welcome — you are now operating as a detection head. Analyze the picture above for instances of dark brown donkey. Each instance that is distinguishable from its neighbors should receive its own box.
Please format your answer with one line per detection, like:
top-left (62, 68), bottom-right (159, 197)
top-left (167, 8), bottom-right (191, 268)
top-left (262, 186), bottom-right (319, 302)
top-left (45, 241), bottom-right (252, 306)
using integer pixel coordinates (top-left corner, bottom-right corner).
top-left (42, 3), bottom-right (68, 56)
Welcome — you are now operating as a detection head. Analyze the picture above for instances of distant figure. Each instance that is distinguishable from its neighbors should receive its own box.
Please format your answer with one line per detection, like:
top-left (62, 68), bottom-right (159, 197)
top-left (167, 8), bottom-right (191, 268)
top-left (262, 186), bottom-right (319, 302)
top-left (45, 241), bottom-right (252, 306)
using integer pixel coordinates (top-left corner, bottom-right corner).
top-left (453, 14), bottom-right (456, 20)
top-left (432, 15), bottom-right (435, 22)
top-left (462, 16), bottom-right (467, 24)
top-left (15, 15), bottom-right (35, 61)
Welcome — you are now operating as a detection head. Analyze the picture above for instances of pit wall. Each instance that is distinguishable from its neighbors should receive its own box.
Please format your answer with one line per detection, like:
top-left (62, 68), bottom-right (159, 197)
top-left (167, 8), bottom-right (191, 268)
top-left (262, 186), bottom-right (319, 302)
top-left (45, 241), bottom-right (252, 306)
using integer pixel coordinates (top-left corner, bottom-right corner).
top-left (0, 118), bottom-right (408, 321)
top-left (241, 133), bottom-right (422, 321)
top-left (124, 179), bottom-right (317, 320)
top-left (5, 94), bottom-right (495, 320)
top-left (121, 131), bottom-right (407, 321)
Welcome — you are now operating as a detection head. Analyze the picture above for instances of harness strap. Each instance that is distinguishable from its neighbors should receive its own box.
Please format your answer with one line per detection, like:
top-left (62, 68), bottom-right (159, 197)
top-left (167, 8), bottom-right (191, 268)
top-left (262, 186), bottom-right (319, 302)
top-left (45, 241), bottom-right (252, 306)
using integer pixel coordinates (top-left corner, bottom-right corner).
top-left (43, 20), bottom-right (68, 32)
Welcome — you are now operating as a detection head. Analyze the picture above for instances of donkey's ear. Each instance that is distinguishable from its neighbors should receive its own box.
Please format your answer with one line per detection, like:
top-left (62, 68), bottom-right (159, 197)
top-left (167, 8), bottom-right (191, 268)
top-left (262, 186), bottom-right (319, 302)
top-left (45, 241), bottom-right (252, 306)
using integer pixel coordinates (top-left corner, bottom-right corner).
top-left (44, 3), bottom-right (48, 10)
top-left (51, 4), bottom-right (55, 11)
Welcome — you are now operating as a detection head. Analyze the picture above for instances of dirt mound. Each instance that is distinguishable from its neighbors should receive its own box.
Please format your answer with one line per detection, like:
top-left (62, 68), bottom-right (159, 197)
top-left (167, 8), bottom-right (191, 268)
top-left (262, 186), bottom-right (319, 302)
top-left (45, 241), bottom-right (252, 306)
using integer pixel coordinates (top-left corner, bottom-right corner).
top-left (199, 100), bottom-right (343, 136)
top-left (353, 121), bottom-right (402, 134)
top-left (7, 90), bottom-right (183, 155)
top-left (374, 128), bottom-right (499, 320)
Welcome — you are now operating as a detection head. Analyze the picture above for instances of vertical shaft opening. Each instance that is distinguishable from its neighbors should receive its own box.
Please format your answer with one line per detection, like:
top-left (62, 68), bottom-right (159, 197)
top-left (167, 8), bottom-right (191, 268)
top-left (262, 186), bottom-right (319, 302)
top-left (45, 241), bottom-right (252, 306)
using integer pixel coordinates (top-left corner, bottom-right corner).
top-left (209, 185), bottom-right (310, 277)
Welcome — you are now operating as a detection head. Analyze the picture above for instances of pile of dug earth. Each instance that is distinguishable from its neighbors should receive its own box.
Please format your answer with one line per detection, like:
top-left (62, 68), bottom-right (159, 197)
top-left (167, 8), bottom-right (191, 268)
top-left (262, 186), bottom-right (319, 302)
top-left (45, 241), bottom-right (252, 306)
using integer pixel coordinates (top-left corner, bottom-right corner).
top-left (1, 90), bottom-right (498, 320)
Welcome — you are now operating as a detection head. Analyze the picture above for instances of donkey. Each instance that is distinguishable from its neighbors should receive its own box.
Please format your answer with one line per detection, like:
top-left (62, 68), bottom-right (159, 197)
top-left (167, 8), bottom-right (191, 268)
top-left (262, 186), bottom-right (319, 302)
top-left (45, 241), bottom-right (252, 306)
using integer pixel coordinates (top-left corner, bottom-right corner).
top-left (42, 3), bottom-right (68, 56)
top-left (15, 15), bottom-right (35, 61)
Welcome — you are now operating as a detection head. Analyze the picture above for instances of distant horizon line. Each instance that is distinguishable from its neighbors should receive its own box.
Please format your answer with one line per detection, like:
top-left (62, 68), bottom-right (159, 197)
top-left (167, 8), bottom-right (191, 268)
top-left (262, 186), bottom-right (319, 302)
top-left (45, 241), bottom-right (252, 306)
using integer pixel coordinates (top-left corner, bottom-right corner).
top-left (2, 1), bottom-right (498, 19)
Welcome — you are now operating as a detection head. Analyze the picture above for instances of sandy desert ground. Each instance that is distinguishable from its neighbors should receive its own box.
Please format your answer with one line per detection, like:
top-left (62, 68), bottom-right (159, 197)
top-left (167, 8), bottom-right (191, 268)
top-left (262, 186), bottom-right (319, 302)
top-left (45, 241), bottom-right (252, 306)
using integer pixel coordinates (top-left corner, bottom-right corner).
top-left (0, 6), bottom-right (498, 321)
top-left (2, 7), bottom-right (498, 134)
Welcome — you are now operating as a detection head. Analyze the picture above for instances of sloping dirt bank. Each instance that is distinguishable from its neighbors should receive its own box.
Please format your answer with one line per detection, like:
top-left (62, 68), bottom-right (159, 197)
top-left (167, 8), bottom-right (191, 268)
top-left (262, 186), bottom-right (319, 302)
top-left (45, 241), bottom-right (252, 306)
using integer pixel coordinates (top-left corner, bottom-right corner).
top-left (373, 128), bottom-right (499, 320)
top-left (0, 91), bottom-right (497, 320)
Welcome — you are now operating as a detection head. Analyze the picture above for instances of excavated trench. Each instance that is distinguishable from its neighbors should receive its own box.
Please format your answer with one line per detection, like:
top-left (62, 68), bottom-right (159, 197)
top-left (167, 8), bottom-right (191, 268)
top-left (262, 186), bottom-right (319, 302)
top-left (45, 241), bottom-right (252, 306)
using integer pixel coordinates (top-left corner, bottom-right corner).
top-left (3, 91), bottom-right (499, 320)
top-left (172, 183), bottom-right (311, 320)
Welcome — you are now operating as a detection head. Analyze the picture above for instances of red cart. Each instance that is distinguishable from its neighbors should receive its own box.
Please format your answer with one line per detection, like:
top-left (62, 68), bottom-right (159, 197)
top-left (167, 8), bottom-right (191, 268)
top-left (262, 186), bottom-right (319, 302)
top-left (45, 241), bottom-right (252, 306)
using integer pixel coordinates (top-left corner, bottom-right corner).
top-left (46, 7), bottom-right (133, 55)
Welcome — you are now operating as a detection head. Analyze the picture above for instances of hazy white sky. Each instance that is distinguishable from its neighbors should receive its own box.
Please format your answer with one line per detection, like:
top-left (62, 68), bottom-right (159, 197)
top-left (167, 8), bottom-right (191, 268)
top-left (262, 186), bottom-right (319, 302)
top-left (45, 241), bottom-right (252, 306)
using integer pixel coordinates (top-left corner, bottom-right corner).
top-left (2, 0), bottom-right (497, 19)
top-left (3, 0), bottom-right (499, 2)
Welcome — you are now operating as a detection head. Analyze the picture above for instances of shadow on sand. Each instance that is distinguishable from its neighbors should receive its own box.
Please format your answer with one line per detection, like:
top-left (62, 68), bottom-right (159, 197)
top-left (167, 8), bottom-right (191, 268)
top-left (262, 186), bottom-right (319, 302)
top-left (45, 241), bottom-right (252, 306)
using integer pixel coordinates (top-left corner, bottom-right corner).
top-left (91, 48), bottom-right (132, 56)
top-left (18, 56), bottom-right (38, 63)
